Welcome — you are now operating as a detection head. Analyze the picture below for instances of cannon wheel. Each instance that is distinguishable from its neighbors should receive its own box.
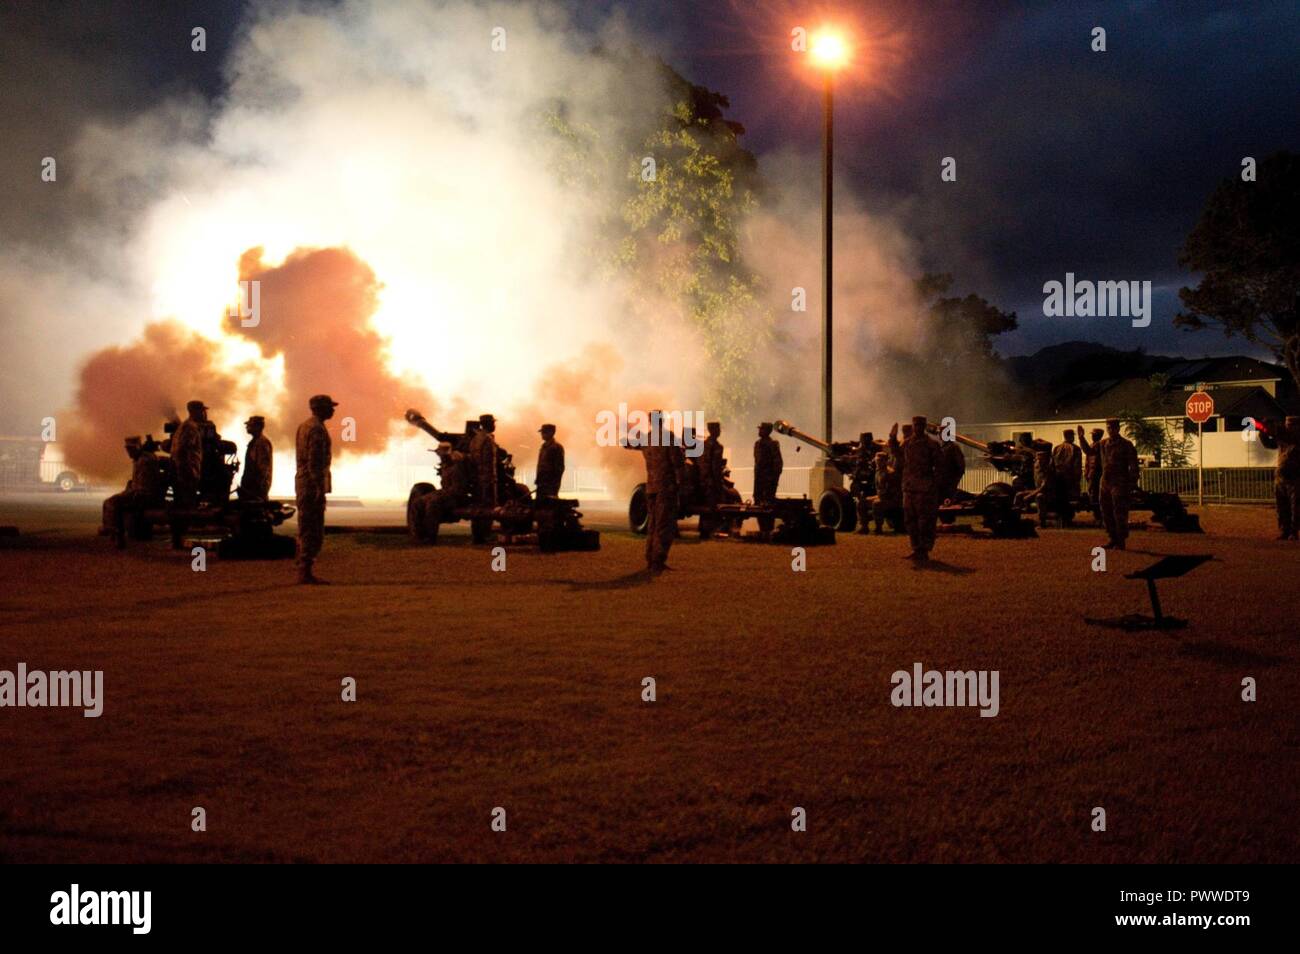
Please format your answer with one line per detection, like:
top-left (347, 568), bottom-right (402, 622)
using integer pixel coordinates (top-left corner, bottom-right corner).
top-left (817, 487), bottom-right (857, 532)
top-left (628, 482), bottom-right (649, 534)
top-left (407, 482), bottom-right (436, 540)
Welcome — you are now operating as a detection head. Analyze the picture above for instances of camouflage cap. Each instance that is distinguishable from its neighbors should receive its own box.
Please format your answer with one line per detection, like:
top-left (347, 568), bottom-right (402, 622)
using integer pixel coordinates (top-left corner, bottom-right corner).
top-left (538, 423), bottom-right (556, 434)
top-left (245, 415), bottom-right (265, 426)
top-left (758, 422), bottom-right (773, 430)
top-left (1105, 417), bottom-right (1120, 427)
top-left (309, 394), bottom-right (338, 409)
top-left (912, 415), bottom-right (927, 429)
top-left (124, 435), bottom-right (142, 447)
top-left (479, 413), bottom-right (495, 425)
top-left (186, 399), bottom-right (208, 413)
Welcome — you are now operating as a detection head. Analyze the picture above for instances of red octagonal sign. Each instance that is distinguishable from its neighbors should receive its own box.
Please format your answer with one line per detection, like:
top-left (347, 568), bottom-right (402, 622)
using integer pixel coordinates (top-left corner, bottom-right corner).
top-left (1186, 391), bottom-right (1215, 424)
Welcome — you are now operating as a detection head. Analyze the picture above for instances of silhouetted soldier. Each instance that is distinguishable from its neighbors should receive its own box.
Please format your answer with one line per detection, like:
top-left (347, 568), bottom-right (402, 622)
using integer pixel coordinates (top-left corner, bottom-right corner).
top-left (409, 442), bottom-right (470, 542)
top-left (238, 415), bottom-right (273, 502)
top-left (1098, 417), bottom-right (1139, 550)
top-left (1259, 415), bottom-right (1300, 540)
top-left (170, 399), bottom-right (207, 506)
top-left (871, 450), bottom-right (903, 533)
top-left (1051, 428), bottom-right (1082, 521)
top-left (1077, 425), bottom-right (1105, 521)
top-left (753, 422), bottom-right (783, 538)
top-left (102, 436), bottom-right (165, 543)
top-left (852, 433), bottom-right (876, 533)
top-left (295, 394), bottom-right (336, 584)
top-left (1024, 449), bottom-right (1058, 527)
top-left (937, 436), bottom-right (966, 505)
top-left (627, 412), bottom-right (687, 574)
top-left (891, 415), bottom-right (944, 560)
top-left (697, 421), bottom-right (725, 535)
top-left (468, 413), bottom-right (498, 543)
top-left (535, 423), bottom-right (565, 499)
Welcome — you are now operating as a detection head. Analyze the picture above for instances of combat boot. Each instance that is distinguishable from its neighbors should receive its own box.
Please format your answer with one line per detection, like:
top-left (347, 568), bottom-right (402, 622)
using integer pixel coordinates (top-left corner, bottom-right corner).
top-left (297, 559), bottom-right (327, 585)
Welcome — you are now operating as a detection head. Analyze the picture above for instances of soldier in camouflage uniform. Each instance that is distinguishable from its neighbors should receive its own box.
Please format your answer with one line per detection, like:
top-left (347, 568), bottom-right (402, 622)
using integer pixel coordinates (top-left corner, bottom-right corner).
top-left (628, 412), bottom-right (688, 574)
top-left (102, 436), bottom-right (165, 543)
top-left (1260, 415), bottom-right (1300, 540)
top-left (697, 422), bottom-right (725, 536)
top-left (169, 399), bottom-right (207, 507)
top-left (534, 423), bottom-right (565, 499)
top-left (753, 422), bottom-right (783, 538)
top-left (871, 450), bottom-right (903, 533)
top-left (295, 394), bottom-right (336, 584)
top-left (852, 433), bottom-right (877, 533)
top-left (937, 437), bottom-right (966, 505)
top-left (1051, 428), bottom-right (1082, 523)
top-left (408, 441), bottom-right (471, 542)
top-left (1076, 425), bottom-right (1105, 522)
top-left (890, 415), bottom-right (944, 560)
top-left (1098, 417), bottom-right (1139, 550)
top-left (467, 413), bottom-right (499, 543)
top-left (238, 415), bottom-right (273, 502)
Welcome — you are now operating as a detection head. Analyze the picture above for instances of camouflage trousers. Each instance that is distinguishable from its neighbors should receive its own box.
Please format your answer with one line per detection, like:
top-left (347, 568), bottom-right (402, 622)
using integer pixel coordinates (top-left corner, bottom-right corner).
top-left (645, 490), bottom-right (678, 569)
top-left (754, 477), bottom-right (779, 532)
top-left (296, 496), bottom-right (326, 563)
top-left (1276, 479), bottom-right (1300, 537)
top-left (903, 490), bottom-right (938, 554)
top-left (1099, 485), bottom-right (1131, 544)
top-left (872, 498), bottom-right (903, 532)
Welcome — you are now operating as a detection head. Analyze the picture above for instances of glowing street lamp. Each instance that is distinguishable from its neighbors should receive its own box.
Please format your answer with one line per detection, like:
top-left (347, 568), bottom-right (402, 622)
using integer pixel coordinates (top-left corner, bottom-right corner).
top-left (810, 29), bottom-right (850, 455)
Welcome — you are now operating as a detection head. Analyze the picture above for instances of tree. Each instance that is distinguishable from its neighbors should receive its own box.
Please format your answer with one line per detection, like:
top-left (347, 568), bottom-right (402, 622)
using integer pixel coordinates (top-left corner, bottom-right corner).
top-left (915, 274), bottom-right (1019, 366)
top-left (1175, 151), bottom-right (1300, 388)
top-left (544, 54), bottom-right (769, 420)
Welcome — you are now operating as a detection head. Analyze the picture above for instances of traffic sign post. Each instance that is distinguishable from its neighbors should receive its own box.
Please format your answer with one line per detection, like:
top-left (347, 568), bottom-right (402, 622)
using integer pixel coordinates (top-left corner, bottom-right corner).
top-left (1185, 389), bottom-right (1215, 507)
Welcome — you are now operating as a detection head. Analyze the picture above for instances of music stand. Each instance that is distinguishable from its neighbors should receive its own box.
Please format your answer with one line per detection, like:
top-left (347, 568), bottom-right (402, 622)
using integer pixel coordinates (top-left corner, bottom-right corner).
top-left (1085, 554), bottom-right (1213, 631)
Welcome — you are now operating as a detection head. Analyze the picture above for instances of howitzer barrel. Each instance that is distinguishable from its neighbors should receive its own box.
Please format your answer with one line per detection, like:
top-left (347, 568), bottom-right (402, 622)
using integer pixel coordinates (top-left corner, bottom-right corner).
top-left (405, 408), bottom-right (443, 442)
top-left (924, 420), bottom-right (990, 453)
top-left (773, 420), bottom-right (832, 454)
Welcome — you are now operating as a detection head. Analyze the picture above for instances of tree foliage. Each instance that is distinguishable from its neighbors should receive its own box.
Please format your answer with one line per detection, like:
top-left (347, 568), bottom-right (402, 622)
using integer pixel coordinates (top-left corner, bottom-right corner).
top-left (543, 54), bottom-right (770, 419)
top-left (1176, 150), bottom-right (1300, 388)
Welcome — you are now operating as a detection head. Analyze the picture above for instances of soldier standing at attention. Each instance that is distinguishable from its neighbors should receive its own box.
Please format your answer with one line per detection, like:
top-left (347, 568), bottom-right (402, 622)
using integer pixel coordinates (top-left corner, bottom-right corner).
top-left (753, 422), bottom-right (783, 539)
top-left (535, 423), bottom-right (565, 499)
top-left (1052, 428), bottom-right (1082, 515)
top-left (627, 412), bottom-right (687, 574)
top-left (238, 415), bottom-right (273, 502)
top-left (467, 413), bottom-right (499, 543)
top-left (890, 415), bottom-right (944, 561)
top-left (937, 436), bottom-right (966, 505)
top-left (169, 399), bottom-right (207, 506)
top-left (852, 433), bottom-right (876, 533)
top-left (295, 394), bottom-right (336, 584)
top-left (871, 450), bottom-right (903, 533)
top-left (1098, 417), bottom-right (1139, 550)
top-left (699, 422), bottom-right (725, 504)
top-left (1259, 415), bottom-right (1300, 540)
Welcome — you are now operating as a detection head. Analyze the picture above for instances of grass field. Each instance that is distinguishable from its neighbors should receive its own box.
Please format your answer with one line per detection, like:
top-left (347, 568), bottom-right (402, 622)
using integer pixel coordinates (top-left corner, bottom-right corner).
top-left (0, 495), bottom-right (1295, 863)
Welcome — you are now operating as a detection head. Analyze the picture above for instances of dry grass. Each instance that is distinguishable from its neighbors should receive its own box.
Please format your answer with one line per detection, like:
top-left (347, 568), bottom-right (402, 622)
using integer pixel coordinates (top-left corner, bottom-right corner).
top-left (0, 495), bottom-right (1295, 863)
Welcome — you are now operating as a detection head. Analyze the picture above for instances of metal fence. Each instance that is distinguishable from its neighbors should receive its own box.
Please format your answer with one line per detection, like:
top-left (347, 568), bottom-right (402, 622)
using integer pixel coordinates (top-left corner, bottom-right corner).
top-left (959, 464), bottom-right (1275, 502)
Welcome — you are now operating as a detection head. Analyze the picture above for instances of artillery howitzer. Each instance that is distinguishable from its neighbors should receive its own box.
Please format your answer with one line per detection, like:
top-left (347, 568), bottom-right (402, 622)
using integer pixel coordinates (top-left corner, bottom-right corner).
top-left (774, 419), bottom-right (1039, 537)
top-left (626, 441), bottom-right (834, 546)
top-left (110, 419), bottom-right (296, 557)
top-left (404, 409), bottom-right (599, 552)
top-left (934, 426), bottom-right (1201, 533)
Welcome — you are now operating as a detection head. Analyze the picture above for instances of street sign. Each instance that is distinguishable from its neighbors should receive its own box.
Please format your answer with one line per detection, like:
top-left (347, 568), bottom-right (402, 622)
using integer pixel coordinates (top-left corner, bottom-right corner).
top-left (1185, 391), bottom-right (1215, 424)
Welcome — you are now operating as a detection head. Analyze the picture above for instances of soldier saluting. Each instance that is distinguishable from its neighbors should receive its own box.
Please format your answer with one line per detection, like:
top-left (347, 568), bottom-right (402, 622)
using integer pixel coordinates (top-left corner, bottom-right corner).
top-left (295, 394), bottom-right (336, 584)
top-left (890, 415), bottom-right (944, 561)
top-left (535, 423), bottom-right (565, 499)
top-left (238, 415), bottom-right (273, 502)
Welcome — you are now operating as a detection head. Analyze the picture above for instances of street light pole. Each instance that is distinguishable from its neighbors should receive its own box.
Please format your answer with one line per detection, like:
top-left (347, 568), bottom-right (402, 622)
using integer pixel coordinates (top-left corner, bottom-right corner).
top-left (821, 72), bottom-right (834, 450)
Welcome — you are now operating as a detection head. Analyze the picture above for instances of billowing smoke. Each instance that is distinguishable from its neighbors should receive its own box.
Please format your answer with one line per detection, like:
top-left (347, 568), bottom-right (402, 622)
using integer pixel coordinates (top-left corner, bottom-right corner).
top-left (6, 0), bottom-right (965, 495)
top-left (229, 246), bottom-right (436, 454)
top-left (58, 322), bottom-right (250, 480)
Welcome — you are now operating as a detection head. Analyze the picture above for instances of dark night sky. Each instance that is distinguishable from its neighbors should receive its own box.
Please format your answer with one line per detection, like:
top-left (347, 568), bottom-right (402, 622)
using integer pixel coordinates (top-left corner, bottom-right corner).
top-left (4, 0), bottom-right (1298, 359)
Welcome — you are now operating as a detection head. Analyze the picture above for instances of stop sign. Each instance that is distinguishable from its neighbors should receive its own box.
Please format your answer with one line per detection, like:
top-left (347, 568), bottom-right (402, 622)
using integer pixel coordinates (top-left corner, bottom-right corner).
top-left (1186, 391), bottom-right (1215, 424)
